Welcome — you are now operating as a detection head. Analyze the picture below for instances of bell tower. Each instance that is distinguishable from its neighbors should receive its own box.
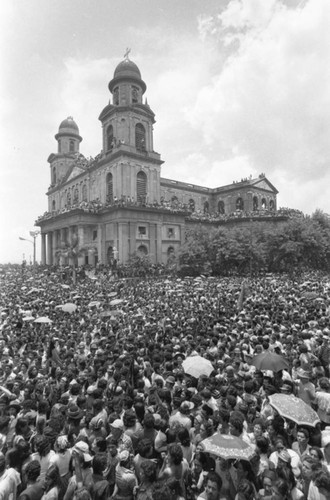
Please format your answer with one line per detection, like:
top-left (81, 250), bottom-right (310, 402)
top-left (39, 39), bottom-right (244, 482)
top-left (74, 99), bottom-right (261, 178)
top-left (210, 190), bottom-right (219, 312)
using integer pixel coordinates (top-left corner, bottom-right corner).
top-left (99, 52), bottom-right (156, 154)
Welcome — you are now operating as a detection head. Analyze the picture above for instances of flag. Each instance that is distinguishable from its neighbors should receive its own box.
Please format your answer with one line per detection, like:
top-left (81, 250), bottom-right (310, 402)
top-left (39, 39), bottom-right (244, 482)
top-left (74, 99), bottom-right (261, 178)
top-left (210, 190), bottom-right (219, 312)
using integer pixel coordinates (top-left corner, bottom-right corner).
top-left (19, 237), bottom-right (25, 241)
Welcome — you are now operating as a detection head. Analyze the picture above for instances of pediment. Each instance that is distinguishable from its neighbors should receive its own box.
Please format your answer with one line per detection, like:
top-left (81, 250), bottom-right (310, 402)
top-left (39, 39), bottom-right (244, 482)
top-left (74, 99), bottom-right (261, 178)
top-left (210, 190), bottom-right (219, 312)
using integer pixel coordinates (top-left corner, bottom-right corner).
top-left (252, 178), bottom-right (278, 193)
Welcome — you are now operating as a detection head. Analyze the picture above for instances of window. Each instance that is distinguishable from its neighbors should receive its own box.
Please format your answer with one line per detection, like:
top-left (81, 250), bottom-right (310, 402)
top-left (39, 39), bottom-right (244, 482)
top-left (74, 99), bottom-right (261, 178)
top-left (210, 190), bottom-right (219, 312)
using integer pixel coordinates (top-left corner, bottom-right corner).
top-left (137, 171), bottom-right (147, 203)
top-left (67, 191), bottom-right (72, 206)
top-left (204, 201), bottom-right (209, 214)
top-left (52, 200), bottom-right (56, 211)
top-left (167, 246), bottom-right (175, 259)
top-left (218, 200), bottom-right (225, 214)
top-left (93, 230), bottom-right (97, 241)
top-left (171, 196), bottom-right (178, 207)
top-left (137, 245), bottom-right (148, 255)
top-left (82, 184), bottom-right (87, 201)
top-left (269, 199), bottom-right (274, 210)
top-left (52, 167), bottom-right (56, 184)
top-left (69, 140), bottom-right (75, 152)
top-left (261, 198), bottom-right (267, 209)
top-left (236, 197), bottom-right (244, 210)
top-left (113, 87), bottom-right (119, 105)
top-left (168, 228), bottom-right (174, 238)
top-left (106, 173), bottom-right (113, 203)
top-left (107, 125), bottom-right (114, 151)
top-left (189, 199), bottom-right (195, 211)
top-left (138, 226), bottom-right (147, 237)
top-left (132, 86), bottom-right (139, 104)
top-left (253, 196), bottom-right (258, 211)
top-left (135, 123), bottom-right (146, 150)
top-left (73, 188), bottom-right (79, 203)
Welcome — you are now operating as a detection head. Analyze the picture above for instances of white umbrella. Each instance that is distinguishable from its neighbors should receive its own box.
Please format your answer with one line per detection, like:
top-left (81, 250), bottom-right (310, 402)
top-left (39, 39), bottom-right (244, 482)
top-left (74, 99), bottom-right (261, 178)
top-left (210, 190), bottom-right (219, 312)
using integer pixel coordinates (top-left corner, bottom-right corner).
top-left (55, 303), bottom-right (77, 313)
top-left (110, 298), bottom-right (123, 306)
top-left (22, 316), bottom-right (35, 322)
top-left (34, 317), bottom-right (53, 324)
top-left (182, 355), bottom-right (214, 378)
top-left (60, 284), bottom-right (70, 289)
top-left (88, 301), bottom-right (101, 308)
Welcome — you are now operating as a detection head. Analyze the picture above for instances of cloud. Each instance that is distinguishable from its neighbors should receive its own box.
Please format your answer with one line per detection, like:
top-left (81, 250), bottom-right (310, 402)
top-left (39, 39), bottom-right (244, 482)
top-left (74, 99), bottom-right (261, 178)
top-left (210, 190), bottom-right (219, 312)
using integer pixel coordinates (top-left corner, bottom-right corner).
top-left (188, 0), bottom-right (330, 194)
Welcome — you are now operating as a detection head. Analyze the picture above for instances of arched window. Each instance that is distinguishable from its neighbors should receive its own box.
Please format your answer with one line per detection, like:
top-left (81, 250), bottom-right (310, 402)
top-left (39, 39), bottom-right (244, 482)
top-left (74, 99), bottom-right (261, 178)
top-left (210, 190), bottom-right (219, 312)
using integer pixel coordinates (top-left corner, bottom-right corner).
top-left (73, 188), bottom-right (79, 203)
top-left (69, 140), bottom-right (75, 153)
top-left (189, 199), bottom-right (195, 211)
top-left (67, 191), bottom-right (72, 206)
top-left (137, 245), bottom-right (148, 256)
top-left (269, 199), bottom-right (275, 210)
top-left (82, 184), bottom-right (87, 201)
top-left (218, 200), bottom-right (225, 214)
top-left (52, 167), bottom-right (56, 185)
top-left (171, 196), bottom-right (178, 207)
top-left (204, 201), bottom-right (209, 214)
top-left (261, 198), bottom-right (267, 209)
top-left (135, 123), bottom-right (146, 150)
top-left (52, 200), bottom-right (56, 211)
top-left (236, 197), bottom-right (244, 210)
top-left (253, 196), bottom-right (258, 211)
top-left (132, 86), bottom-right (139, 104)
top-left (106, 173), bottom-right (113, 203)
top-left (113, 87), bottom-right (119, 105)
top-left (107, 125), bottom-right (114, 151)
top-left (137, 171), bottom-right (147, 204)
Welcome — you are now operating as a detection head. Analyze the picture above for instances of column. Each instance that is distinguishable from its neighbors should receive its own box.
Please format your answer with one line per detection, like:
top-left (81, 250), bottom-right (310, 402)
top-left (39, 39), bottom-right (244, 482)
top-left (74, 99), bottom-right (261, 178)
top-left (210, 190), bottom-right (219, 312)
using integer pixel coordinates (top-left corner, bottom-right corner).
top-left (77, 226), bottom-right (85, 266)
top-left (46, 232), bottom-right (53, 265)
top-left (97, 224), bottom-right (103, 265)
top-left (41, 233), bottom-right (46, 265)
top-left (52, 232), bottom-right (57, 265)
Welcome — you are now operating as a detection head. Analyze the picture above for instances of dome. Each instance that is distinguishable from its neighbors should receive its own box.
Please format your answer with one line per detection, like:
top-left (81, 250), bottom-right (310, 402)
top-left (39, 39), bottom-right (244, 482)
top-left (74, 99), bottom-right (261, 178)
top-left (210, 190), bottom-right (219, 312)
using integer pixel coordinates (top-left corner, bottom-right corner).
top-left (114, 59), bottom-right (142, 79)
top-left (59, 116), bottom-right (79, 132)
top-left (109, 58), bottom-right (146, 94)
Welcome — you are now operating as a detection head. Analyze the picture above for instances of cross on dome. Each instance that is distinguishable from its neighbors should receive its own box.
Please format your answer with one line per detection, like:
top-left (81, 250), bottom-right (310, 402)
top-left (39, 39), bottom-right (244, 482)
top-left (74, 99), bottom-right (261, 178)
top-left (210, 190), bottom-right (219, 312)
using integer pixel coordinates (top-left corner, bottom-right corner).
top-left (124, 47), bottom-right (131, 60)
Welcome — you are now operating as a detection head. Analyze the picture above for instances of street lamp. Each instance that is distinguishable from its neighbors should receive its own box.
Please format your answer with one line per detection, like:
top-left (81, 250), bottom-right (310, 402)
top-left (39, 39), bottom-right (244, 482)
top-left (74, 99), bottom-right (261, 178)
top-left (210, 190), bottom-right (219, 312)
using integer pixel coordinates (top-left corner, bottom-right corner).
top-left (19, 230), bottom-right (40, 266)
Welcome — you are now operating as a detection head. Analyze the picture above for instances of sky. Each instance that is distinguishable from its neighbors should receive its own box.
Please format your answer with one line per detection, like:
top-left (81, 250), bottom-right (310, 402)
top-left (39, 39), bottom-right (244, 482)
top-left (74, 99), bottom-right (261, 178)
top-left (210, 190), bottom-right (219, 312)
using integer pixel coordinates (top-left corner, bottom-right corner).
top-left (1, 0), bottom-right (330, 263)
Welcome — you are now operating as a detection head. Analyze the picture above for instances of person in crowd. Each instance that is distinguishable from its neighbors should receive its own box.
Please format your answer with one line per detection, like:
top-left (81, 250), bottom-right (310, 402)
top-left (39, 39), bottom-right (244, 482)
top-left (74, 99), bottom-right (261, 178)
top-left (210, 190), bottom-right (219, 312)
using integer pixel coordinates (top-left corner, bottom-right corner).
top-left (0, 266), bottom-right (330, 500)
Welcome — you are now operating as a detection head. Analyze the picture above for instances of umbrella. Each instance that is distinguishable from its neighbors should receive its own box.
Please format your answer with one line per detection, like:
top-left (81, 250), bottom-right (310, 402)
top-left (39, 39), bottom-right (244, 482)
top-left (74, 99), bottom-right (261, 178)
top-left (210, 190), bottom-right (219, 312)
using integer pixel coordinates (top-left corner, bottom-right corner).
top-left (60, 284), bottom-right (70, 289)
top-left (110, 298), bottom-right (123, 306)
top-left (269, 394), bottom-right (320, 427)
top-left (200, 433), bottom-right (255, 461)
top-left (301, 291), bottom-right (318, 300)
top-left (182, 355), bottom-right (214, 378)
top-left (109, 292), bottom-right (117, 297)
top-left (55, 303), bottom-right (77, 313)
top-left (99, 310), bottom-right (112, 318)
top-left (251, 351), bottom-right (289, 372)
top-left (88, 301), bottom-right (101, 308)
top-left (22, 316), bottom-right (35, 322)
top-left (34, 317), bottom-right (53, 324)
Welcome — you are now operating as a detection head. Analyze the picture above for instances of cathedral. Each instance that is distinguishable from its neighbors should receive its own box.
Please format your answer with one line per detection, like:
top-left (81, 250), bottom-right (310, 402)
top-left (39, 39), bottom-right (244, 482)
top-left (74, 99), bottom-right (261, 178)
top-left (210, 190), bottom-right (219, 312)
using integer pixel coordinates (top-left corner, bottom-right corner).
top-left (36, 55), bottom-right (279, 266)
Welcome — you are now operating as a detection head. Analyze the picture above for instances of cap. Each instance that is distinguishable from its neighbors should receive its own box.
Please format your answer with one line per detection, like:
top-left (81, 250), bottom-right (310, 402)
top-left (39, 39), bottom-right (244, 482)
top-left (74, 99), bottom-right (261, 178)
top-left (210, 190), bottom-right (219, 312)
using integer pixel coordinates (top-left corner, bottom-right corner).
top-left (74, 441), bottom-right (93, 462)
top-left (110, 419), bottom-right (124, 430)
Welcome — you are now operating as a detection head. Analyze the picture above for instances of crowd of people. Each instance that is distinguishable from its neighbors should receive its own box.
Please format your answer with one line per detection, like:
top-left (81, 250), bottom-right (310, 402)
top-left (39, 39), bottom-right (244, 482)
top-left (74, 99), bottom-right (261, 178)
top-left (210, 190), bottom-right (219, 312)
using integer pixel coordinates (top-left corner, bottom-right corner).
top-left (0, 266), bottom-right (330, 500)
top-left (36, 194), bottom-right (304, 225)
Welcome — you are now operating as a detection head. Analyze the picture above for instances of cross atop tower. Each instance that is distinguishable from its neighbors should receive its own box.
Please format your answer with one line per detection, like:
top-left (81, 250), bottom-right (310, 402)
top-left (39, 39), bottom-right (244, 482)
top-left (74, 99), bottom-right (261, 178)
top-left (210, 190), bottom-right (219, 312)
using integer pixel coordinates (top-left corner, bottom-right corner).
top-left (124, 47), bottom-right (131, 61)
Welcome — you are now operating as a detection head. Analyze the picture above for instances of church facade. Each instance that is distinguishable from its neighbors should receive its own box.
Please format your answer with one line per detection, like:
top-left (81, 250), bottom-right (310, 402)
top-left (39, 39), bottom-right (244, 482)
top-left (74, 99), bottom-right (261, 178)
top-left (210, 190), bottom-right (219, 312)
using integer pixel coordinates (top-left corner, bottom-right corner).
top-left (36, 56), bottom-right (279, 266)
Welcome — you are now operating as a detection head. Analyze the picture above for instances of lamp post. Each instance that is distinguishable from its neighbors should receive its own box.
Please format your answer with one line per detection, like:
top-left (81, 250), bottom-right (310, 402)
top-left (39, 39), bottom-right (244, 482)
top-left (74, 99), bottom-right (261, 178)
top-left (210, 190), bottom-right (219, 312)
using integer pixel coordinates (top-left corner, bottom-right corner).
top-left (19, 230), bottom-right (40, 266)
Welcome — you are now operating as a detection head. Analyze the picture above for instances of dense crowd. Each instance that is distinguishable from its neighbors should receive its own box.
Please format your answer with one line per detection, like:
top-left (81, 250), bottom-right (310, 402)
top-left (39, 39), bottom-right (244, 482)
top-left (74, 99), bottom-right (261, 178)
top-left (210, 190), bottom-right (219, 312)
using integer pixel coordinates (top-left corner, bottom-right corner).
top-left (0, 266), bottom-right (330, 500)
top-left (36, 198), bottom-right (304, 225)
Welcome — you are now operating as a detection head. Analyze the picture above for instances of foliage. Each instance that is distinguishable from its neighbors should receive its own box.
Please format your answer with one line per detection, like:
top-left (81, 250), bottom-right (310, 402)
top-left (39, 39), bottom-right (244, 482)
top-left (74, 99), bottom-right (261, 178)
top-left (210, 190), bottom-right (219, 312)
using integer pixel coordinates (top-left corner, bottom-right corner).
top-left (178, 217), bottom-right (330, 276)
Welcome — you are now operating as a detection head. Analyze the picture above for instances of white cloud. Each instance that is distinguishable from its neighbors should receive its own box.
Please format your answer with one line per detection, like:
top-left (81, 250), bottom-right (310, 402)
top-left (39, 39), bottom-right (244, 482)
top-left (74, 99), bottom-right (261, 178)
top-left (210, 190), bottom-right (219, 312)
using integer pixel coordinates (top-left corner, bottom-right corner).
top-left (189, 0), bottom-right (330, 201)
